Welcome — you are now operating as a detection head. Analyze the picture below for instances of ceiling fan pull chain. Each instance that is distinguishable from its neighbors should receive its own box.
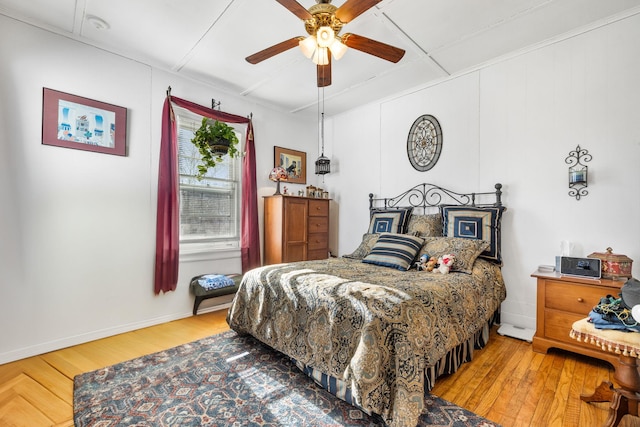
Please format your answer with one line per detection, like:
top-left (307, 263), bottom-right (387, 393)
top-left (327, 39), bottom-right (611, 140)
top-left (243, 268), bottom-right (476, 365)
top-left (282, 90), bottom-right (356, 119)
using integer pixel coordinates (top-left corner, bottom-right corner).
top-left (321, 87), bottom-right (325, 148)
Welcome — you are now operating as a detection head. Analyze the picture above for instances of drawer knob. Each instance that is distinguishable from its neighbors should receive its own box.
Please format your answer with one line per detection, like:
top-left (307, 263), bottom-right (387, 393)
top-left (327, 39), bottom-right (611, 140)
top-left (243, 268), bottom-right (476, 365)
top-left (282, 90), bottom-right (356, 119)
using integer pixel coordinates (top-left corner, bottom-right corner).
top-left (577, 297), bottom-right (584, 303)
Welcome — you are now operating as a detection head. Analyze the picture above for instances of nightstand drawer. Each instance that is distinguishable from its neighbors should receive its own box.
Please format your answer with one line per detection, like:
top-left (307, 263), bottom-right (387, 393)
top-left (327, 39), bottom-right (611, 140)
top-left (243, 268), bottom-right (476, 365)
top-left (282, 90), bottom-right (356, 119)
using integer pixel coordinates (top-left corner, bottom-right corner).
top-left (545, 280), bottom-right (606, 315)
top-left (545, 310), bottom-right (611, 354)
top-left (544, 310), bottom-right (584, 342)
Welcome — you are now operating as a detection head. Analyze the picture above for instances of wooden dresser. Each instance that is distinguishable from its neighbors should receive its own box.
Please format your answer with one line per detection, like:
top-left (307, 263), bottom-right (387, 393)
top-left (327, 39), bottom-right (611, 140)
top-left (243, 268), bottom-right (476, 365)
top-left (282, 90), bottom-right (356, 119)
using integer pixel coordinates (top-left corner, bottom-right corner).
top-left (532, 270), bottom-right (625, 366)
top-left (263, 195), bottom-right (330, 265)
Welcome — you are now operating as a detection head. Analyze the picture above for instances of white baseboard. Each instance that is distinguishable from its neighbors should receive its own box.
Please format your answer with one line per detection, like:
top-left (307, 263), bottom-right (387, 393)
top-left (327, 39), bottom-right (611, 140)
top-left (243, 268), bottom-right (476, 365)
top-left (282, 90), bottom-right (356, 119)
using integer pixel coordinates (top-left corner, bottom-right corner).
top-left (196, 301), bottom-right (233, 315)
top-left (497, 323), bottom-right (535, 342)
top-left (0, 305), bottom-right (231, 365)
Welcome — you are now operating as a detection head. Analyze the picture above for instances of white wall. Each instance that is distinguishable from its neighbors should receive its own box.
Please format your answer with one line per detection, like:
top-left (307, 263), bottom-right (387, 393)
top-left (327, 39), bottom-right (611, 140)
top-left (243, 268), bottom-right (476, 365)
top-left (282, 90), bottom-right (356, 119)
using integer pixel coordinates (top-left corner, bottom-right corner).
top-left (324, 13), bottom-right (640, 330)
top-left (2, 11), bottom-right (639, 364)
top-left (0, 15), bottom-right (318, 363)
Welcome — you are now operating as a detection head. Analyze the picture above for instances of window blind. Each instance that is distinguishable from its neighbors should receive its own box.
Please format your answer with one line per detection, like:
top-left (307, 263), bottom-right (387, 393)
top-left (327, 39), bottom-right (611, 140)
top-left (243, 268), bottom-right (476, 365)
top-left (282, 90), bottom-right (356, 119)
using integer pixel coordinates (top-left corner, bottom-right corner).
top-left (176, 114), bottom-right (241, 247)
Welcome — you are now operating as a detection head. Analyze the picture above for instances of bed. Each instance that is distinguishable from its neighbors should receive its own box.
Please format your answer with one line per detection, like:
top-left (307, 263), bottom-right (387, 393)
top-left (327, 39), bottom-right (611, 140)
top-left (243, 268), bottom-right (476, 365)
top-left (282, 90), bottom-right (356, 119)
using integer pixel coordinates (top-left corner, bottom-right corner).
top-left (227, 183), bottom-right (507, 427)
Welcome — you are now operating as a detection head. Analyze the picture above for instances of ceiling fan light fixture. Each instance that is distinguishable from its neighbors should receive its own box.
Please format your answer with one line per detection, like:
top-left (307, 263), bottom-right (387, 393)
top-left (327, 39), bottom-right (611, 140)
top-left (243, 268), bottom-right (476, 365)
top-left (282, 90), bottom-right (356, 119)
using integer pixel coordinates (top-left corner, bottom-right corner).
top-left (312, 47), bottom-right (329, 65)
top-left (330, 38), bottom-right (347, 60)
top-left (316, 26), bottom-right (335, 48)
top-left (299, 35), bottom-right (317, 58)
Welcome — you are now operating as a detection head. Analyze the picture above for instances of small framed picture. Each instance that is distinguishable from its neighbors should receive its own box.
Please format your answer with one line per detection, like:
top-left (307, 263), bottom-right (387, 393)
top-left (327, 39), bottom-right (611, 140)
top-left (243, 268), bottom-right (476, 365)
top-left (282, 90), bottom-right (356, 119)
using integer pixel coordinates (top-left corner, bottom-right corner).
top-left (274, 146), bottom-right (306, 184)
top-left (42, 88), bottom-right (127, 156)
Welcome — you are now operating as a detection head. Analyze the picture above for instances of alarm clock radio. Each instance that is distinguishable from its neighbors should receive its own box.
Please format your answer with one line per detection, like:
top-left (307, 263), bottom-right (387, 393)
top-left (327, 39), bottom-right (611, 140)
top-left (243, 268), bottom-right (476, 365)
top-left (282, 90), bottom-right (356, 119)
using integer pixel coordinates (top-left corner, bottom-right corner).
top-left (557, 256), bottom-right (601, 278)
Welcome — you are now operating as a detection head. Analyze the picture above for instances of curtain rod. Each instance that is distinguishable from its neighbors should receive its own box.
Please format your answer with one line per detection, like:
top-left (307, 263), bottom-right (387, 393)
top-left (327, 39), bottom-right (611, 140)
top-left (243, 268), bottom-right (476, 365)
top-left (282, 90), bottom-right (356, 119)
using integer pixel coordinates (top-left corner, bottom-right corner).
top-left (166, 87), bottom-right (252, 120)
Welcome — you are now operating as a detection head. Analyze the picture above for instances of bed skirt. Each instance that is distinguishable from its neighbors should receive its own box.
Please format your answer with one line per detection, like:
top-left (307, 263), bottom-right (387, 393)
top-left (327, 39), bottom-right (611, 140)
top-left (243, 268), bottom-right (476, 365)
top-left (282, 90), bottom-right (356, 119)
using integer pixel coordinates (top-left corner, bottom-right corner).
top-left (292, 308), bottom-right (501, 415)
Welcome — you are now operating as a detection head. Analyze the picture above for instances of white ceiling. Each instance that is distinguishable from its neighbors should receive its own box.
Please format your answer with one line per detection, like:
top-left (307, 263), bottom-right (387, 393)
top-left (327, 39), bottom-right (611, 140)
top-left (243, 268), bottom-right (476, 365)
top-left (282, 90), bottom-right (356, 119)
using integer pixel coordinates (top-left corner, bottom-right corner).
top-left (2, 0), bottom-right (640, 117)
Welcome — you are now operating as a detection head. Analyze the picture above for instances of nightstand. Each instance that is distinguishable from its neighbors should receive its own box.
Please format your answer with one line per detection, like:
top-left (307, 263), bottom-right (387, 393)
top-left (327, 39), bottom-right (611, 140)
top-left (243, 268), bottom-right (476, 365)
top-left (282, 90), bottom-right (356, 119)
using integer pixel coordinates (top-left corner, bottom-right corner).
top-left (531, 270), bottom-right (625, 366)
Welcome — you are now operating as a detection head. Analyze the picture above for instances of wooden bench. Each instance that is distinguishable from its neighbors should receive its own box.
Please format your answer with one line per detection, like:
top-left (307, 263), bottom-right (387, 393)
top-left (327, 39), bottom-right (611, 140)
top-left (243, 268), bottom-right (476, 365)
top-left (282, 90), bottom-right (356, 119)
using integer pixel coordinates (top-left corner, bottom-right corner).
top-left (189, 273), bottom-right (242, 315)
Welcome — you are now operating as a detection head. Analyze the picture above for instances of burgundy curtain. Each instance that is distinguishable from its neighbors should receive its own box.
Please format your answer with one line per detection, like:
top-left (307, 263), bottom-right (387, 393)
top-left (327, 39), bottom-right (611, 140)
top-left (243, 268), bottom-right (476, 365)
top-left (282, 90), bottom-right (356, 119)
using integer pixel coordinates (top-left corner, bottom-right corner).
top-left (154, 98), bottom-right (180, 294)
top-left (154, 94), bottom-right (260, 294)
top-left (241, 121), bottom-right (261, 273)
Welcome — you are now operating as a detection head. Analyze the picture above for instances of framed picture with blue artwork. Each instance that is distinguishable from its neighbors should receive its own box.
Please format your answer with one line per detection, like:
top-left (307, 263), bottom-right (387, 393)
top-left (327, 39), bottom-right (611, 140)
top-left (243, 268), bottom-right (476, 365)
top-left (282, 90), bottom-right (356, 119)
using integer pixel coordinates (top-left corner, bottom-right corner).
top-left (274, 146), bottom-right (306, 184)
top-left (42, 88), bottom-right (127, 156)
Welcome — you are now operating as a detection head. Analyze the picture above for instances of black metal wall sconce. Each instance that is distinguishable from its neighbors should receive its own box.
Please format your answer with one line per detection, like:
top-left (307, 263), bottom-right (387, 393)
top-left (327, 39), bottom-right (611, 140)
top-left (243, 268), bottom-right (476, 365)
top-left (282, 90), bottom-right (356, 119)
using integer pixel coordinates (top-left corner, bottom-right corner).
top-left (565, 145), bottom-right (591, 200)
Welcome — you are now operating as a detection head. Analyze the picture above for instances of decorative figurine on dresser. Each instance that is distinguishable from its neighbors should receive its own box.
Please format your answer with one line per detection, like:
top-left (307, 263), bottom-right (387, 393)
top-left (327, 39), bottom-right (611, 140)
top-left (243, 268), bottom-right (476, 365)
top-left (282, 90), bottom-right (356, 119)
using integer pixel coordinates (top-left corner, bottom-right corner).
top-left (263, 194), bottom-right (330, 265)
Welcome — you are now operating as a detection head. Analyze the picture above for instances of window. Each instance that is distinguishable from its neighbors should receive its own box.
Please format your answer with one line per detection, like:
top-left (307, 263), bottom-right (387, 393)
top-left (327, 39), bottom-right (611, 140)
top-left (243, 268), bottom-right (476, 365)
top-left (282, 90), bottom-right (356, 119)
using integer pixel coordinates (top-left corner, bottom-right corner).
top-left (176, 110), bottom-right (242, 251)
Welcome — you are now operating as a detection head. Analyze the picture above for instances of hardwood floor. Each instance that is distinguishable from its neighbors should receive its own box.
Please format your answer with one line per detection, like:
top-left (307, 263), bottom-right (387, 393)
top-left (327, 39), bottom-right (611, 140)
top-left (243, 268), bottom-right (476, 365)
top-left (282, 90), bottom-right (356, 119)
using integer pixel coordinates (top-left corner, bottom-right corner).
top-left (430, 329), bottom-right (640, 427)
top-left (0, 310), bottom-right (638, 427)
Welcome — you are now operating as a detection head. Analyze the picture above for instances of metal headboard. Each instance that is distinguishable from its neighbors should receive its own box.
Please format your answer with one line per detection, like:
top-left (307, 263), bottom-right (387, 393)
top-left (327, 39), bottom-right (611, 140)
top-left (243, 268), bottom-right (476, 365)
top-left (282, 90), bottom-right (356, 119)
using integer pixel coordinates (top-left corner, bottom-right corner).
top-left (369, 183), bottom-right (503, 214)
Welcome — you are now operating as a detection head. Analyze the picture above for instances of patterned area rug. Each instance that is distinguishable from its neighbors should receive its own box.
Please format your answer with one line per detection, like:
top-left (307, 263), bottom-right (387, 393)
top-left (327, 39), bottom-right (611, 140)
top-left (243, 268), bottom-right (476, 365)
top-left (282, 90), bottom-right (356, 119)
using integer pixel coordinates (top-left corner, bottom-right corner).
top-left (74, 330), bottom-right (500, 427)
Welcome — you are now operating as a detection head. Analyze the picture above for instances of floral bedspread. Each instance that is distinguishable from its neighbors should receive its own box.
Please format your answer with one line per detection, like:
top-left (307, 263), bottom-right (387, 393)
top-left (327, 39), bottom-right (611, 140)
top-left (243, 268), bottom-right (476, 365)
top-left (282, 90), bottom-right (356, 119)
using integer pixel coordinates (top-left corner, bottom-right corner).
top-left (227, 257), bottom-right (506, 427)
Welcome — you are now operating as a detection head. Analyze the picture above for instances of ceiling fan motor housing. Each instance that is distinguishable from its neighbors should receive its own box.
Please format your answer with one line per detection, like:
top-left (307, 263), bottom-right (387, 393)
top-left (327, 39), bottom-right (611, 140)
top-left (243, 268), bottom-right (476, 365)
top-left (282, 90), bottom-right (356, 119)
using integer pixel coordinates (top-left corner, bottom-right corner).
top-left (305, 3), bottom-right (343, 37)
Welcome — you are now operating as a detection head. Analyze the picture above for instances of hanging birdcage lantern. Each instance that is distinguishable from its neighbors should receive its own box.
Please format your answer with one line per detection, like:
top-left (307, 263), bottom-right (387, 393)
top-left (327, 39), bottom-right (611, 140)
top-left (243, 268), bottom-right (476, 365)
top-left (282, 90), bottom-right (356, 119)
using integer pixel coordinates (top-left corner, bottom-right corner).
top-left (315, 153), bottom-right (330, 174)
top-left (315, 88), bottom-right (330, 176)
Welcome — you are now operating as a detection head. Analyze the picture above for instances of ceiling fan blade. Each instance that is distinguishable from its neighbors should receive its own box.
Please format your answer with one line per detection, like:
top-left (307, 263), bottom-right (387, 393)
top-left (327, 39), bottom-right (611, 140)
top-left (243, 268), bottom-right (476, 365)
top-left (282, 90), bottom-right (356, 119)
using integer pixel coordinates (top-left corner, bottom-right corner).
top-left (342, 33), bottom-right (405, 63)
top-left (246, 37), bottom-right (303, 64)
top-left (335, 0), bottom-right (382, 23)
top-left (275, 0), bottom-right (312, 20)
top-left (317, 57), bottom-right (332, 87)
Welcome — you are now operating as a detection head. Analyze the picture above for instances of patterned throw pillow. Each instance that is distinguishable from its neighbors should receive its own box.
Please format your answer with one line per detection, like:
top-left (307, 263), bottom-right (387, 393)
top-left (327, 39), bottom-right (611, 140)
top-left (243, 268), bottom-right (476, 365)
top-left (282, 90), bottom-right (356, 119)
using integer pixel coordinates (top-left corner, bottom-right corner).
top-left (440, 205), bottom-right (506, 264)
top-left (419, 237), bottom-right (490, 273)
top-left (368, 208), bottom-right (413, 234)
top-left (362, 232), bottom-right (424, 271)
top-left (406, 213), bottom-right (443, 237)
top-left (343, 233), bottom-right (379, 259)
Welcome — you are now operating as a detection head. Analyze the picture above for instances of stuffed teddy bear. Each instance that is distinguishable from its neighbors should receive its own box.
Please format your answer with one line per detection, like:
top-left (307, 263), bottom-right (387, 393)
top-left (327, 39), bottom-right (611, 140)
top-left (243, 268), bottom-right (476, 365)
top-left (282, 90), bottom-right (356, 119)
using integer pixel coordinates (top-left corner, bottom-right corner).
top-left (417, 254), bottom-right (440, 272)
top-left (426, 256), bottom-right (438, 272)
top-left (437, 254), bottom-right (455, 274)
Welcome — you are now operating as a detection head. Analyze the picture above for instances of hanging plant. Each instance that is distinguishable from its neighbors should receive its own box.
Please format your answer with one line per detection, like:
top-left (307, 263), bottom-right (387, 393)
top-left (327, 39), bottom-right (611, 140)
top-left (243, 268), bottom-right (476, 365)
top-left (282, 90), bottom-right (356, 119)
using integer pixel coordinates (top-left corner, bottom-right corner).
top-left (190, 118), bottom-right (240, 179)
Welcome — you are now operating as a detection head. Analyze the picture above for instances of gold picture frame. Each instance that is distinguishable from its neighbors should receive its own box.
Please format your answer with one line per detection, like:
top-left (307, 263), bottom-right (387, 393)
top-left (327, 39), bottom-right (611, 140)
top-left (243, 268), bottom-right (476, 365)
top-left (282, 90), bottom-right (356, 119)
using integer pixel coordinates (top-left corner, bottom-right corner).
top-left (274, 146), bottom-right (306, 184)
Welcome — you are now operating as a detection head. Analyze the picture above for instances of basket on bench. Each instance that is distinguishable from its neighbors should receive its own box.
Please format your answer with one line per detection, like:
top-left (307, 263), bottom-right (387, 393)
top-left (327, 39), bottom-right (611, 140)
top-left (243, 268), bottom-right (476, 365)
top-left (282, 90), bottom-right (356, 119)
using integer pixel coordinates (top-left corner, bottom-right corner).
top-left (189, 273), bottom-right (242, 315)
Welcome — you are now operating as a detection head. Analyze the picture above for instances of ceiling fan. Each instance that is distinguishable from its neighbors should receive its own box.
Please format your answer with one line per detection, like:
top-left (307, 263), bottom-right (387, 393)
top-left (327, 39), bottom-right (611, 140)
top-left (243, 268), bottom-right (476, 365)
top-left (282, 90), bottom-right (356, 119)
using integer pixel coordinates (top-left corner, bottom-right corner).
top-left (245, 0), bottom-right (405, 87)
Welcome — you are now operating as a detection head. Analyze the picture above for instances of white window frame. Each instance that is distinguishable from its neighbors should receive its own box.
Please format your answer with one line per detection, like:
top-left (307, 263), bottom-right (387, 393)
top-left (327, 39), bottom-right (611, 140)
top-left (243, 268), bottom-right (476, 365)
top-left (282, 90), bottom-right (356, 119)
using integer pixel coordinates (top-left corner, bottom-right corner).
top-left (174, 107), bottom-right (242, 257)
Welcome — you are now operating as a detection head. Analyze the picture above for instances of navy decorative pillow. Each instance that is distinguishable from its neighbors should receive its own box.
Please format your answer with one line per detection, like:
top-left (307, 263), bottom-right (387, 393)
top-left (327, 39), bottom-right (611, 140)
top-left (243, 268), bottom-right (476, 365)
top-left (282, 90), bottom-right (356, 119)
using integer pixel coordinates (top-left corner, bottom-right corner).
top-left (368, 207), bottom-right (413, 234)
top-left (441, 205), bottom-right (505, 264)
top-left (362, 232), bottom-right (424, 270)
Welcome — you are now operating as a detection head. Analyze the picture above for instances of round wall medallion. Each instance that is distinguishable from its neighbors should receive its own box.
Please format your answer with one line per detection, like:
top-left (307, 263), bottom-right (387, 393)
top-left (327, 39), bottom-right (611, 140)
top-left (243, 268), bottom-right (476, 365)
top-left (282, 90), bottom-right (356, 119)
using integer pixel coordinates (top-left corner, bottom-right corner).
top-left (406, 114), bottom-right (442, 172)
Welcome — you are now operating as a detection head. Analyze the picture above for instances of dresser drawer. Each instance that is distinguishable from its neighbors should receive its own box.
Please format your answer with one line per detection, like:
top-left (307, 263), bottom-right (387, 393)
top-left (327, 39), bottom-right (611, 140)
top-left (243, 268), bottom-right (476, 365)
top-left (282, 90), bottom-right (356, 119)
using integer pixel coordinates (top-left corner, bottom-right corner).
top-left (309, 199), bottom-right (329, 217)
top-left (544, 280), bottom-right (607, 315)
top-left (308, 233), bottom-right (328, 251)
top-left (308, 216), bottom-right (328, 233)
top-left (307, 249), bottom-right (329, 260)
